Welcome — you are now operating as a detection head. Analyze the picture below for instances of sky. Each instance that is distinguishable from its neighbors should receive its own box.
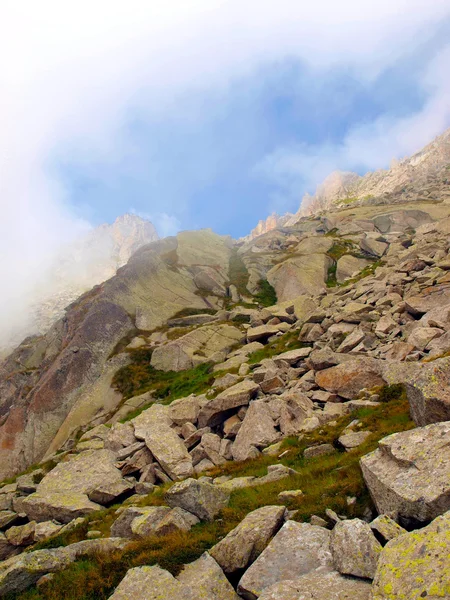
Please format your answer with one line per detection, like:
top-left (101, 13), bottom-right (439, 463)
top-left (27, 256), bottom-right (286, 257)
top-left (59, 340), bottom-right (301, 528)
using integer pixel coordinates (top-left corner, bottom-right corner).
top-left (1, 1), bottom-right (450, 344)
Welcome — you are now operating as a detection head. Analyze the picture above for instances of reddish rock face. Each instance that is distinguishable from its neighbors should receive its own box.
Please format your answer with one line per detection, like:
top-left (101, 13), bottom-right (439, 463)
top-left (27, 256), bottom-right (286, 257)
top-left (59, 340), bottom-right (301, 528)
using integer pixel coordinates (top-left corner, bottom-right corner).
top-left (315, 359), bottom-right (385, 400)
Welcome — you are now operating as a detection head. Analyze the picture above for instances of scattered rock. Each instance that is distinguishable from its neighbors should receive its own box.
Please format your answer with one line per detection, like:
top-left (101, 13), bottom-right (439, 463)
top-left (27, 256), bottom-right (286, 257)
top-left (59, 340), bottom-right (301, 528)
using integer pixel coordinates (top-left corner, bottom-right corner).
top-left (370, 515), bottom-right (407, 544)
top-left (108, 565), bottom-right (195, 600)
top-left (338, 430), bottom-right (371, 450)
top-left (198, 380), bottom-right (260, 428)
top-left (177, 552), bottom-right (239, 600)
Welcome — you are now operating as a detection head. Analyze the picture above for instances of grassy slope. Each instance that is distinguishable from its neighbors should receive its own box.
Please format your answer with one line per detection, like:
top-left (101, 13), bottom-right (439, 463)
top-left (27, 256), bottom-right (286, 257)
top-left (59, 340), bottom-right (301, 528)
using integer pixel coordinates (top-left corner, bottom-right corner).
top-left (11, 389), bottom-right (414, 600)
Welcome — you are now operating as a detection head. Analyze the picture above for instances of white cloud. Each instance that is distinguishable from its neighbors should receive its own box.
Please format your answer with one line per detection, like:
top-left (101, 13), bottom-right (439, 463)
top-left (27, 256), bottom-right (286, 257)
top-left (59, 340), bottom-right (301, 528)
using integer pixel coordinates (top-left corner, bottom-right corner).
top-left (1, 0), bottom-right (449, 345)
top-left (257, 43), bottom-right (450, 211)
top-left (130, 209), bottom-right (181, 238)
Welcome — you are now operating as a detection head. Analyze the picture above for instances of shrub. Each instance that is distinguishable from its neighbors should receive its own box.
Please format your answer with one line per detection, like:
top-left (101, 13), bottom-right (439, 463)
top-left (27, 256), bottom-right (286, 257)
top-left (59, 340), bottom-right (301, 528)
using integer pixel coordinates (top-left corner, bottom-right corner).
top-left (254, 279), bottom-right (277, 307)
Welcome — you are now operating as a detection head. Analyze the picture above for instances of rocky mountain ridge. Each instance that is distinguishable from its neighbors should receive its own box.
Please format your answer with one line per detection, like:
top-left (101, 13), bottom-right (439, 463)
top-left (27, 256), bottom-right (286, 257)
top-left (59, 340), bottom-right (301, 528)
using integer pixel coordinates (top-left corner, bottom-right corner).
top-left (244, 127), bottom-right (450, 239)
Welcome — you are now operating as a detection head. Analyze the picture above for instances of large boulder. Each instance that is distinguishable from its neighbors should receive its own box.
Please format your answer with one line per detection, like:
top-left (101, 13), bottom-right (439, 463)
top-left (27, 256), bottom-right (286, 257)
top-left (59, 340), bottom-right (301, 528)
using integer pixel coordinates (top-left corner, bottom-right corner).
top-left (405, 356), bottom-right (450, 425)
top-left (197, 380), bottom-right (259, 428)
top-left (404, 286), bottom-right (450, 316)
top-left (209, 505), bottom-right (286, 573)
top-left (177, 553), bottom-right (239, 600)
top-left (330, 519), bottom-right (382, 579)
top-left (20, 449), bottom-right (123, 522)
top-left (371, 511), bottom-right (450, 600)
top-left (315, 359), bottom-right (385, 400)
top-left (108, 565), bottom-right (195, 600)
top-left (231, 401), bottom-right (280, 461)
top-left (360, 422), bottom-right (450, 525)
top-left (237, 520), bottom-right (333, 600)
top-left (165, 478), bottom-right (230, 521)
top-left (150, 324), bottom-right (243, 371)
top-left (257, 570), bottom-right (371, 600)
top-left (132, 404), bottom-right (193, 480)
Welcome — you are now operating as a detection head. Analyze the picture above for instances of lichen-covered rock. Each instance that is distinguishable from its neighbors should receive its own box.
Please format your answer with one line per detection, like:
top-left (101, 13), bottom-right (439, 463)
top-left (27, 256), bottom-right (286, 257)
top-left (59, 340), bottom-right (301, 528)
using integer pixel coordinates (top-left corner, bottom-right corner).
top-left (198, 380), bottom-right (259, 428)
top-left (130, 507), bottom-right (172, 538)
top-left (237, 520), bottom-right (333, 600)
top-left (331, 519), bottom-right (382, 579)
top-left (257, 570), bottom-right (371, 599)
top-left (0, 533), bottom-right (19, 561)
top-left (177, 553), bottom-right (239, 600)
top-left (360, 422), bottom-right (450, 525)
top-left (108, 565), bottom-right (196, 600)
top-left (371, 511), bottom-right (450, 600)
top-left (5, 522), bottom-right (36, 546)
top-left (405, 355), bottom-right (450, 425)
top-left (165, 478), bottom-right (230, 521)
top-left (209, 505), bottom-right (286, 573)
top-left (231, 401), bottom-right (280, 461)
top-left (88, 479), bottom-right (134, 505)
top-left (370, 515), bottom-right (407, 543)
top-left (19, 491), bottom-right (102, 524)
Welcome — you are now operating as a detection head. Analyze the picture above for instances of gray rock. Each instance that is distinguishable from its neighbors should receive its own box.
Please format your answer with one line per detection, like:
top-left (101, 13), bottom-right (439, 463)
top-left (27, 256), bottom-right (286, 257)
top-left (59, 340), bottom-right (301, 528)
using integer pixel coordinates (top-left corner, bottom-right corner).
top-left (108, 565), bottom-right (196, 600)
top-left (232, 401), bottom-right (279, 461)
top-left (152, 507), bottom-right (200, 537)
top-left (165, 478), bottom-right (230, 521)
top-left (257, 570), bottom-right (371, 599)
top-left (209, 505), bottom-right (286, 573)
top-left (110, 506), bottom-right (169, 539)
top-left (177, 552), bottom-right (239, 600)
top-left (237, 520), bottom-right (333, 600)
top-left (0, 511), bottom-right (20, 530)
top-left (198, 380), bottom-right (260, 428)
top-left (0, 533), bottom-right (19, 561)
top-left (331, 518), bottom-right (382, 579)
top-left (360, 421), bottom-right (450, 525)
top-left (88, 479), bottom-right (134, 505)
top-left (338, 431), bottom-right (371, 450)
top-left (34, 521), bottom-right (63, 543)
top-left (19, 491), bottom-right (102, 524)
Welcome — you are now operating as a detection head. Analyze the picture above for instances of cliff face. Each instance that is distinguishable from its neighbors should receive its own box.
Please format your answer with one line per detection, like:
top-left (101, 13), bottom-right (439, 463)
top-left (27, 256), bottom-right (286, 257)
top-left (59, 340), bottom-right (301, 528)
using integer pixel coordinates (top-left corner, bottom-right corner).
top-left (0, 214), bottom-right (159, 354)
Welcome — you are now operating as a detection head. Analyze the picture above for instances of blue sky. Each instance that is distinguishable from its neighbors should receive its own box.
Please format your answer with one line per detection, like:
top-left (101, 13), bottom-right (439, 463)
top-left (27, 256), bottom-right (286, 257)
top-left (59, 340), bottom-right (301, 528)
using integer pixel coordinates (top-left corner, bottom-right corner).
top-left (47, 9), bottom-right (450, 239)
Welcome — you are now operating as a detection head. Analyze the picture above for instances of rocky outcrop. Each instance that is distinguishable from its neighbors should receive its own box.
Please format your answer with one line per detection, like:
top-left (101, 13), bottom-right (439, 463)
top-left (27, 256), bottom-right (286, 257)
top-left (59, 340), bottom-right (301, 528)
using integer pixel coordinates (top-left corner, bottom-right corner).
top-left (330, 519), bottom-right (382, 579)
top-left (360, 422), bottom-right (450, 525)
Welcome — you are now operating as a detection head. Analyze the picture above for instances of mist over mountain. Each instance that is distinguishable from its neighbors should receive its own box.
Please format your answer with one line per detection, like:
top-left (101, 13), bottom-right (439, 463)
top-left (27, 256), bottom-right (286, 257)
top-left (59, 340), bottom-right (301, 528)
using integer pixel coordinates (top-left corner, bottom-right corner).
top-left (0, 214), bottom-right (158, 355)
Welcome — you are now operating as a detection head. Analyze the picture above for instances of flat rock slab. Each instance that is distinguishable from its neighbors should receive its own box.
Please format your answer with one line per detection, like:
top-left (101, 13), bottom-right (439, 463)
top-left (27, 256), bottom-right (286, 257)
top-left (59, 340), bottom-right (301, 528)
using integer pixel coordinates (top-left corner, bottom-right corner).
top-left (315, 359), bottom-right (385, 400)
top-left (371, 510), bottom-right (450, 600)
top-left (209, 505), bottom-right (286, 573)
top-left (360, 421), bottom-right (450, 525)
top-left (109, 565), bottom-right (196, 600)
top-left (257, 570), bottom-right (371, 599)
top-left (20, 491), bottom-right (102, 524)
top-left (237, 520), bottom-right (333, 600)
top-left (338, 431), bottom-right (371, 450)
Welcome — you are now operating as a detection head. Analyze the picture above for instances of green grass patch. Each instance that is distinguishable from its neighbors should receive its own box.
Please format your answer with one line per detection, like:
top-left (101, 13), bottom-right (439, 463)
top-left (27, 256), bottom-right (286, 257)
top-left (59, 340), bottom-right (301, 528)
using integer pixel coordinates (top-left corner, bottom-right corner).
top-left (253, 279), bottom-right (277, 307)
top-left (170, 307), bottom-right (217, 319)
top-left (112, 351), bottom-right (217, 402)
